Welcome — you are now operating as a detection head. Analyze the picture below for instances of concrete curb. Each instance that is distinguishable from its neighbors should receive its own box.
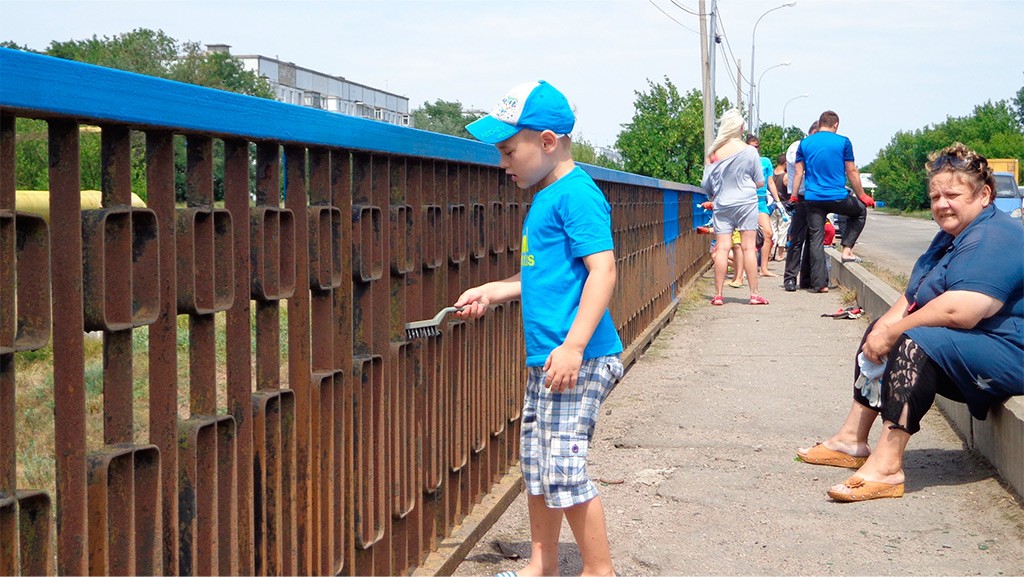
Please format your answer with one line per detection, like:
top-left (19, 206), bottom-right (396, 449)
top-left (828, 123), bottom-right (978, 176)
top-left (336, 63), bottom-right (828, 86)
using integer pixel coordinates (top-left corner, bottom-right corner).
top-left (413, 467), bottom-right (523, 577)
top-left (827, 247), bottom-right (1024, 499)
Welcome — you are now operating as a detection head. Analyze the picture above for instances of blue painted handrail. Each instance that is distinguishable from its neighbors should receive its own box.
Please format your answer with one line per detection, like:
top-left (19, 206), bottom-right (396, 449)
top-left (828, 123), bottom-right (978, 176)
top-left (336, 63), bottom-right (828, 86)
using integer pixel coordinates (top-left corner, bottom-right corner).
top-left (0, 47), bottom-right (696, 192)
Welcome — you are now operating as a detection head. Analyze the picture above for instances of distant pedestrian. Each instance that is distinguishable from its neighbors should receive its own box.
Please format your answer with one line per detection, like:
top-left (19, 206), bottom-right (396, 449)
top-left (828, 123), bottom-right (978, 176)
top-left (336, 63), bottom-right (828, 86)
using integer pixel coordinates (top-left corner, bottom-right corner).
top-left (456, 80), bottom-right (624, 577)
top-left (783, 121), bottom-right (819, 292)
top-left (701, 109), bottom-right (769, 306)
top-left (791, 110), bottom-right (876, 292)
top-left (745, 135), bottom-right (781, 277)
top-left (768, 153), bottom-right (791, 261)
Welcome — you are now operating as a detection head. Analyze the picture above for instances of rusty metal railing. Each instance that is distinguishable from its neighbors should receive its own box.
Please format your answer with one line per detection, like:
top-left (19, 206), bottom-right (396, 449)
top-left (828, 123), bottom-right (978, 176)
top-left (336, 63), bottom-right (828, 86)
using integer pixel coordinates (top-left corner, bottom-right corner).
top-left (0, 47), bottom-right (707, 576)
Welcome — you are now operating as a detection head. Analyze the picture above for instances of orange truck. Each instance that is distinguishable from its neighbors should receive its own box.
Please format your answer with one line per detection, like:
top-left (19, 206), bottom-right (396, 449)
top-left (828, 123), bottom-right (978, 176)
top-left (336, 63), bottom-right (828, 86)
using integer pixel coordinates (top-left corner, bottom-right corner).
top-left (989, 158), bottom-right (1020, 183)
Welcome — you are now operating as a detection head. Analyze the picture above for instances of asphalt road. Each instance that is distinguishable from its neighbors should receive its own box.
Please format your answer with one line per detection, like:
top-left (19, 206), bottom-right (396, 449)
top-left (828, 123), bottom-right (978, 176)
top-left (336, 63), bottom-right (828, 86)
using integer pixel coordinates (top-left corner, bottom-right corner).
top-left (846, 210), bottom-right (938, 277)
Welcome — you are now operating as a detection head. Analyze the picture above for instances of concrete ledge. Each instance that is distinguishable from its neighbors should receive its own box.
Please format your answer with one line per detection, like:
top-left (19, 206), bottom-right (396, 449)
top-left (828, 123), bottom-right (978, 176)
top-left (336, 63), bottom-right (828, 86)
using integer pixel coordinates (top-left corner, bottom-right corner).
top-left (936, 396), bottom-right (974, 446)
top-left (827, 248), bottom-right (1023, 499)
top-left (974, 397), bottom-right (1024, 498)
top-left (622, 298), bottom-right (678, 371)
top-left (414, 467), bottom-right (524, 576)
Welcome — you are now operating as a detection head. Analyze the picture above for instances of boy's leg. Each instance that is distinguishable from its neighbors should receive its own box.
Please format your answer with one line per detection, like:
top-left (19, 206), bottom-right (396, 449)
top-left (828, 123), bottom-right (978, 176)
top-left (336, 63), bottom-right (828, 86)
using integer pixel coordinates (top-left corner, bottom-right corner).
top-left (564, 496), bottom-right (614, 577)
top-left (517, 367), bottom-right (562, 576)
top-left (519, 494), bottom-right (564, 576)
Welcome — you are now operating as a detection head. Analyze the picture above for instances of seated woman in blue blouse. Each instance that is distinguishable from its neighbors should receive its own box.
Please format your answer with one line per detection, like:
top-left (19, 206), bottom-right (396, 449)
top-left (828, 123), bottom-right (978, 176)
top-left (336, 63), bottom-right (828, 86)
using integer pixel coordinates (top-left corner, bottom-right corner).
top-left (796, 142), bottom-right (1024, 502)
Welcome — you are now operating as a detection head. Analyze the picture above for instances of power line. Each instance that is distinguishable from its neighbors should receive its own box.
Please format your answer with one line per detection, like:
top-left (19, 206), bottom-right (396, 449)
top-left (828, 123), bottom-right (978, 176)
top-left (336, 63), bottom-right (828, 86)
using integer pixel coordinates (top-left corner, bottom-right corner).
top-left (716, 44), bottom-right (742, 97)
top-left (668, 0), bottom-right (704, 16)
top-left (651, 0), bottom-right (700, 34)
top-left (714, 11), bottom-right (750, 86)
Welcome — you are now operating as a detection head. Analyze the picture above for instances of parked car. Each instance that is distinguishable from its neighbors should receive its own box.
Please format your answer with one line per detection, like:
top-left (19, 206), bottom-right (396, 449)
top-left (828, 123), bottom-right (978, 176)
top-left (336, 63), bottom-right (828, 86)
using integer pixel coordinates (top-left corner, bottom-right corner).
top-left (993, 171), bottom-right (1022, 223)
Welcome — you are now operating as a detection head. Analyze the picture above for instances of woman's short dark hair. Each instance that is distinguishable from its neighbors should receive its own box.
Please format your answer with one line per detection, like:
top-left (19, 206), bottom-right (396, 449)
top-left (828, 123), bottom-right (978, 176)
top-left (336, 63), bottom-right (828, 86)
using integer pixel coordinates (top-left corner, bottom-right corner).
top-left (926, 142), bottom-right (996, 202)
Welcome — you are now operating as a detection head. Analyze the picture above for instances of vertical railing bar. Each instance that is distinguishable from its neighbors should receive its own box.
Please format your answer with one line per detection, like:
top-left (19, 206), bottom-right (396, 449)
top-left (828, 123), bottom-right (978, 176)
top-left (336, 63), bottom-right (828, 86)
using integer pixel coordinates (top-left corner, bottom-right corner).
top-left (49, 118), bottom-right (89, 576)
top-left (284, 144), bottom-right (310, 575)
top-left (331, 148), bottom-right (355, 576)
top-left (145, 129), bottom-right (176, 577)
top-left (223, 138), bottom-right (253, 576)
top-left (254, 143), bottom-right (282, 393)
top-left (0, 112), bottom-right (19, 576)
top-left (99, 125), bottom-right (134, 446)
top-left (185, 136), bottom-right (218, 417)
top-left (306, 146), bottom-right (333, 574)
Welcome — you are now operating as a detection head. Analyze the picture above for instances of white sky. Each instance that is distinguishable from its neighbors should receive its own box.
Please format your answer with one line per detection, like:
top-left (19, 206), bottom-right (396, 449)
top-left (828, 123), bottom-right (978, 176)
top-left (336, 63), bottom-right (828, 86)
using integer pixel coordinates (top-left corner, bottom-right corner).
top-left (4, 0), bottom-right (1023, 164)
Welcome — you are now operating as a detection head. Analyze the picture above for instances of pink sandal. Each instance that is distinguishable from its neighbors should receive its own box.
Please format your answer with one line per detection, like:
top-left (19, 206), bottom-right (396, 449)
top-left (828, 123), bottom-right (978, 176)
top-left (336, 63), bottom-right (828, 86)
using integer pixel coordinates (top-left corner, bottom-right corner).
top-left (749, 295), bottom-right (769, 305)
top-left (711, 295), bottom-right (724, 306)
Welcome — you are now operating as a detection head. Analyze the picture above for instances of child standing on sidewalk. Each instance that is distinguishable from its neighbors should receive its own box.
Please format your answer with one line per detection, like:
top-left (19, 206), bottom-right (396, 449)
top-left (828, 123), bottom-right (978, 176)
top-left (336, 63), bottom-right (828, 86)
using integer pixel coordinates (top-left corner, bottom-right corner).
top-left (455, 80), bottom-right (624, 577)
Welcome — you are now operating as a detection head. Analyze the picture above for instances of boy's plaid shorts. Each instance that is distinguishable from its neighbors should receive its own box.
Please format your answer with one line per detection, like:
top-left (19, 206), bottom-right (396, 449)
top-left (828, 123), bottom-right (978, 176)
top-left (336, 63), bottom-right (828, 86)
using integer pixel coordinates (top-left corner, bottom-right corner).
top-left (519, 355), bottom-right (624, 509)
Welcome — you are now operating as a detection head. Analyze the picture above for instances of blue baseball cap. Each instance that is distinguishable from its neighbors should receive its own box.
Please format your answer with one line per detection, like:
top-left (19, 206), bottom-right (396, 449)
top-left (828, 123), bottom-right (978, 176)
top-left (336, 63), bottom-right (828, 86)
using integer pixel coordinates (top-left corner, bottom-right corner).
top-left (466, 80), bottom-right (576, 144)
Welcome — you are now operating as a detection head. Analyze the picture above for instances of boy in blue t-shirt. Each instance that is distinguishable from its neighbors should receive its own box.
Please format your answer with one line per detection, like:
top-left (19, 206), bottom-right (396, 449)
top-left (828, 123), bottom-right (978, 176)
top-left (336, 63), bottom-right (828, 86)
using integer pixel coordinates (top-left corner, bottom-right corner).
top-left (455, 80), bottom-right (624, 577)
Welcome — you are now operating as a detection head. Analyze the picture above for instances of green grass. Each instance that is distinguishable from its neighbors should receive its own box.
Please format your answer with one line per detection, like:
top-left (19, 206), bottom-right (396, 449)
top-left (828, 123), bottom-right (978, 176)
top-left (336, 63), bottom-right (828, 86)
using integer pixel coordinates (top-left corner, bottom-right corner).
top-left (860, 260), bottom-right (910, 293)
top-left (12, 305), bottom-right (291, 500)
top-left (875, 206), bottom-right (933, 220)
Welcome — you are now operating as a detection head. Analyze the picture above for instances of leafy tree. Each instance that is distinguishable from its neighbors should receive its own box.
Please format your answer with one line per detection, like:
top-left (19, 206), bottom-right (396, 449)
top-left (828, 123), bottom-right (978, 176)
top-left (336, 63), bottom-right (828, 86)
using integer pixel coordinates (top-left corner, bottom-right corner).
top-left (571, 138), bottom-right (623, 171)
top-left (44, 29), bottom-right (273, 100)
top-left (411, 99), bottom-right (482, 139)
top-left (8, 28), bottom-right (277, 200)
top-left (614, 77), bottom-right (730, 185)
top-left (12, 119), bottom-right (50, 190)
top-left (13, 119), bottom-right (109, 195)
top-left (170, 43), bottom-right (274, 99)
top-left (868, 97), bottom-right (1024, 210)
top-left (748, 122), bottom-right (803, 166)
top-left (1, 40), bottom-right (34, 52)
top-left (47, 28), bottom-right (180, 79)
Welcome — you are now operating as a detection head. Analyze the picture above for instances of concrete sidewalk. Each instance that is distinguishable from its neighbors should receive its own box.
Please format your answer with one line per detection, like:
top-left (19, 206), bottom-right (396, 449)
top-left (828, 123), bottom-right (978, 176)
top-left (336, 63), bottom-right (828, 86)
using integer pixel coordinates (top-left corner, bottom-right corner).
top-left (450, 262), bottom-right (1024, 576)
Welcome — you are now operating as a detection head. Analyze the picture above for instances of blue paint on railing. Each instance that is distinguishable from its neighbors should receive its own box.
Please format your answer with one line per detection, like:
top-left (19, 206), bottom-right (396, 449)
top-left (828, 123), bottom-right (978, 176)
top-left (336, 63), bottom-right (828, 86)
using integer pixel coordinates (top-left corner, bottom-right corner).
top-left (0, 47), bottom-right (496, 162)
top-left (0, 47), bottom-right (699, 192)
top-left (663, 190), bottom-right (679, 243)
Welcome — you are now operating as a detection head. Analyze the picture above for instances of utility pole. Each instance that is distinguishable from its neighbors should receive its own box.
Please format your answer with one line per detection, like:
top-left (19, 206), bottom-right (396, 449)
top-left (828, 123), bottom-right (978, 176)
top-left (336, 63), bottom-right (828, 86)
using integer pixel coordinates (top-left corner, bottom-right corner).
top-left (699, 0), bottom-right (713, 154)
top-left (707, 0), bottom-right (718, 126)
top-left (736, 59), bottom-right (743, 112)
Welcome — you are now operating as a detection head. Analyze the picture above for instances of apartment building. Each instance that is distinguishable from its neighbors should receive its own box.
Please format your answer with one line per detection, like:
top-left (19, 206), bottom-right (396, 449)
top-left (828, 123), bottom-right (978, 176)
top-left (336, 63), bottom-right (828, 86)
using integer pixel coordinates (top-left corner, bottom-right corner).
top-left (208, 44), bottom-right (411, 127)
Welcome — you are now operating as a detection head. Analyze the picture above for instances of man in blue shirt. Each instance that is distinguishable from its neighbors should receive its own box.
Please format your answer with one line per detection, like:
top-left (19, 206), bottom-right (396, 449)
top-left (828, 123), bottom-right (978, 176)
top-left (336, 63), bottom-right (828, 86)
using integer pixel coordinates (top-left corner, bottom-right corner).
top-left (792, 110), bottom-right (875, 292)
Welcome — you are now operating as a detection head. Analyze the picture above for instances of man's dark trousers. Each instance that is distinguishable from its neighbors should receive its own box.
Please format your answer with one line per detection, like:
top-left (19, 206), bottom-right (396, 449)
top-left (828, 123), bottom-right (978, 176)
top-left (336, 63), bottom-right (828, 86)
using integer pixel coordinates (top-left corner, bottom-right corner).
top-left (805, 196), bottom-right (867, 290)
top-left (783, 199), bottom-right (812, 288)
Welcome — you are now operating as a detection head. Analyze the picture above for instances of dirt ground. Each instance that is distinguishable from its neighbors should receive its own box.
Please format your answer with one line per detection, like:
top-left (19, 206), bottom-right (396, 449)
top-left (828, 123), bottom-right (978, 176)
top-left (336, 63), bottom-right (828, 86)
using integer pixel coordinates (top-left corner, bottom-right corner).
top-left (453, 274), bottom-right (1024, 576)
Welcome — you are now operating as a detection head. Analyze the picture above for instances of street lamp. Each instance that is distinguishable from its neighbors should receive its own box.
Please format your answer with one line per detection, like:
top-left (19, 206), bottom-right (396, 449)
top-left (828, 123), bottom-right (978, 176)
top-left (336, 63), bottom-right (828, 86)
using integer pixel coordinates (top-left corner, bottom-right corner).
top-left (749, 1), bottom-right (797, 134)
top-left (781, 92), bottom-right (810, 147)
top-left (755, 60), bottom-right (791, 134)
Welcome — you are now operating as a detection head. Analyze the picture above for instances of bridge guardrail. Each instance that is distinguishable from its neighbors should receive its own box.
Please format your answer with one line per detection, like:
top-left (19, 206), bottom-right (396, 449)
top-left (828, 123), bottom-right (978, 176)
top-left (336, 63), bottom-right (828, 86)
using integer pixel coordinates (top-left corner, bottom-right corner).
top-left (1, 47), bottom-right (711, 575)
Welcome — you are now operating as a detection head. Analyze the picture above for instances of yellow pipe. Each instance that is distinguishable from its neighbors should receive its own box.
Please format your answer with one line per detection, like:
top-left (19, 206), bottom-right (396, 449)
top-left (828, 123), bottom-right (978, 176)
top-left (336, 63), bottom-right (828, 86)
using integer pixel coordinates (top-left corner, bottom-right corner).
top-left (15, 190), bottom-right (147, 224)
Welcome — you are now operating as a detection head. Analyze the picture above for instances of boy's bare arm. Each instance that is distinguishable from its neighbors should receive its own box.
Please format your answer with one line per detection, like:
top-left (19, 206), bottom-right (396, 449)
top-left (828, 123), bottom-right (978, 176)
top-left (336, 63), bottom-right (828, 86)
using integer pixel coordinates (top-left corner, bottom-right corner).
top-left (544, 250), bottom-right (616, 392)
top-left (453, 273), bottom-right (521, 319)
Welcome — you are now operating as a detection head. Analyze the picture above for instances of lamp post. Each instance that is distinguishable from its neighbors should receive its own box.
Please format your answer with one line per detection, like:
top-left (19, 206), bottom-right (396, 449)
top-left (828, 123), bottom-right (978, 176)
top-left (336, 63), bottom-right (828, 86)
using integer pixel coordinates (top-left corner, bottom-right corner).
top-left (749, 1), bottom-right (797, 134)
top-left (782, 92), bottom-right (809, 147)
top-left (755, 60), bottom-right (790, 134)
